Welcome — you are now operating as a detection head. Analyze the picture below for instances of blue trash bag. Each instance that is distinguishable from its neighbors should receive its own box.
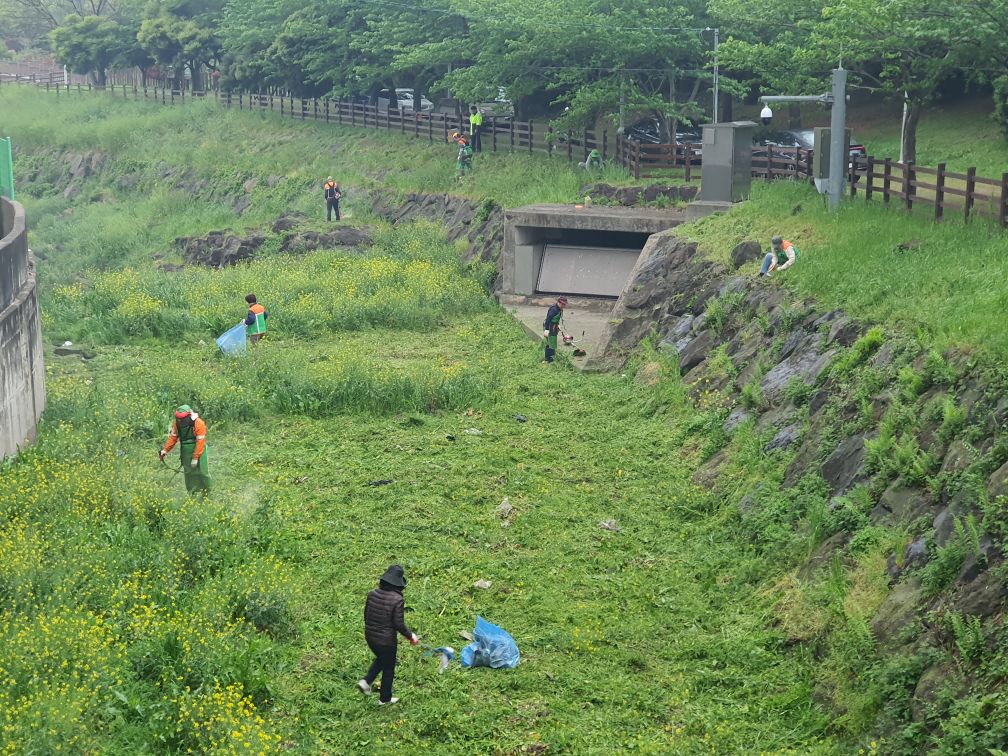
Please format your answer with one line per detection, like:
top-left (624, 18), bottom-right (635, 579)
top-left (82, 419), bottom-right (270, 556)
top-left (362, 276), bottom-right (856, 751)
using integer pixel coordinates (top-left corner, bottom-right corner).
top-left (215, 322), bottom-right (247, 356)
top-left (460, 616), bottom-right (520, 669)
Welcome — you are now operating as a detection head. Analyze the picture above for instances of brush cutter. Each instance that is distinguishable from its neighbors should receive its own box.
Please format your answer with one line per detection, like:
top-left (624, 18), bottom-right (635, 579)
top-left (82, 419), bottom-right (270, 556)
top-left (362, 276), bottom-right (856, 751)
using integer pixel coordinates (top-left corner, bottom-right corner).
top-left (561, 328), bottom-right (585, 347)
top-left (158, 457), bottom-right (185, 482)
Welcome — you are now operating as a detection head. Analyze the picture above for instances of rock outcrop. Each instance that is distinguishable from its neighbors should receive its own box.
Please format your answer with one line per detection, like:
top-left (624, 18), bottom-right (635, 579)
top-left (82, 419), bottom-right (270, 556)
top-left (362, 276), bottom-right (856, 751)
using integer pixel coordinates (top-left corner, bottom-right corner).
top-left (591, 227), bottom-right (1008, 742)
top-left (371, 192), bottom-right (503, 287)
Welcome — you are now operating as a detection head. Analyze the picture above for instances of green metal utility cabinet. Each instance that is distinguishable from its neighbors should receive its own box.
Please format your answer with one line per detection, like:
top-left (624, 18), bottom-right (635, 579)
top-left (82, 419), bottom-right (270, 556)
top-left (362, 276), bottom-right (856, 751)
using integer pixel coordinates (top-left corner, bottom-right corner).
top-left (699, 121), bottom-right (756, 203)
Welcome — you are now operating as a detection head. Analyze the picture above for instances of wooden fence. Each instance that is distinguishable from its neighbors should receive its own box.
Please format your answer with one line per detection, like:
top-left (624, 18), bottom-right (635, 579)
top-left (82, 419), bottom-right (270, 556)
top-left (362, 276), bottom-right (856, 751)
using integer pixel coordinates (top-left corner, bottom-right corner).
top-left (2, 76), bottom-right (1006, 227)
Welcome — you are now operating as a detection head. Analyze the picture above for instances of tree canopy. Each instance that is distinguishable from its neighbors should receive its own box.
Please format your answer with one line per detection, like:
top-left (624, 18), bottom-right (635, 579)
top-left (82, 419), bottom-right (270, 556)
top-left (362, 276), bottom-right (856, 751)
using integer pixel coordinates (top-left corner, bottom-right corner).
top-left (14, 0), bottom-right (1004, 157)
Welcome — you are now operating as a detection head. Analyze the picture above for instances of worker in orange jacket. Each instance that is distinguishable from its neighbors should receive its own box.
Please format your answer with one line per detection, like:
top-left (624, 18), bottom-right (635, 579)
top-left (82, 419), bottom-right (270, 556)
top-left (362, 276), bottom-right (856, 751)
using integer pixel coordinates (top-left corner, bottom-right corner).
top-left (159, 404), bottom-right (211, 495)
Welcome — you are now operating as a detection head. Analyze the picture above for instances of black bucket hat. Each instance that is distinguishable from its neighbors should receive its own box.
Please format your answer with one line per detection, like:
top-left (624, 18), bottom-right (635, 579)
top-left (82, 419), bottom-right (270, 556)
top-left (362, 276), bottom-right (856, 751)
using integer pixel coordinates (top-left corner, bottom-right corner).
top-left (380, 564), bottom-right (407, 588)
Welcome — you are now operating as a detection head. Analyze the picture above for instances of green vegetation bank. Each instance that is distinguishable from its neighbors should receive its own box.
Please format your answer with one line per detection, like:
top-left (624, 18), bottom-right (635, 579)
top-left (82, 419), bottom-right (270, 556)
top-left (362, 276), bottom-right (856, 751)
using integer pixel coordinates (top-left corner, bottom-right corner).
top-left (2, 89), bottom-right (1008, 754)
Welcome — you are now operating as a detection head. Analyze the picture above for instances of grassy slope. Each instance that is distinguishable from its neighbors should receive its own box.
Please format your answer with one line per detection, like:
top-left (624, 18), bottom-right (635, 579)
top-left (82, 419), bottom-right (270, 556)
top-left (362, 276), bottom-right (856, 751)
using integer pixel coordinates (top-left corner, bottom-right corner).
top-left (686, 180), bottom-right (1008, 360)
top-left (0, 89), bottom-right (845, 753)
top-left (3, 86), bottom-right (1008, 753)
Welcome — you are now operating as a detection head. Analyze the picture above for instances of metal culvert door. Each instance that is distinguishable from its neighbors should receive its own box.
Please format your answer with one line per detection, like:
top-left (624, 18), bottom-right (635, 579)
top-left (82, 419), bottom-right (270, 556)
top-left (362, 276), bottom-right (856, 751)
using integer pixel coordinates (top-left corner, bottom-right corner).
top-left (536, 244), bottom-right (641, 297)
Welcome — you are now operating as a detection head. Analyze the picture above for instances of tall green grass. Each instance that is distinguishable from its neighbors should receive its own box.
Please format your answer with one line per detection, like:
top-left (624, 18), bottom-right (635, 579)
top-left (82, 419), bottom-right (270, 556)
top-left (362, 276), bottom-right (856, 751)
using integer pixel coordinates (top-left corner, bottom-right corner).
top-left (685, 181), bottom-right (1008, 359)
top-left (41, 222), bottom-right (490, 345)
top-left (0, 88), bottom-right (635, 216)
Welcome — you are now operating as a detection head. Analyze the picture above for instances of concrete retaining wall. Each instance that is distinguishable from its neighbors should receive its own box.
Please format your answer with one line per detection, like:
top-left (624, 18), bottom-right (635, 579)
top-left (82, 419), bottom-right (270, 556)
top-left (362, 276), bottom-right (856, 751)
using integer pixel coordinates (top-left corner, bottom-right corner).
top-left (0, 197), bottom-right (45, 459)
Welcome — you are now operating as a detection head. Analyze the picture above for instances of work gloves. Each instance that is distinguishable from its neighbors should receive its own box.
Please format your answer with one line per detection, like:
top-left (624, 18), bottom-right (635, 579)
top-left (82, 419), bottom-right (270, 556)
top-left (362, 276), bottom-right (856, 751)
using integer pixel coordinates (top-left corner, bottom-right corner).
top-left (543, 330), bottom-right (549, 339)
top-left (158, 449), bottom-right (167, 461)
top-left (190, 457), bottom-right (199, 468)
top-left (410, 634), bottom-right (420, 646)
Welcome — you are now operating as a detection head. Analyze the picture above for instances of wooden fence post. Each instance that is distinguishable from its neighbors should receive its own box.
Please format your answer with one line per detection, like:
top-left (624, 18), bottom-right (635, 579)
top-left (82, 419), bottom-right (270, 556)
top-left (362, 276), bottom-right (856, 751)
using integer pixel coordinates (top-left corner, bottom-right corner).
top-left (882, 158), bottom-right (892, 204)
top-left (963, 167), bottom-right (976, 223)
top-left (491, 118), bottom-right (497, 152)
top-left (428, 112), bottom-right (432, 142)
top-left (528, 120), bottom-right (534, 154)
top-left (1001, 172), bottom-right (1008, 228)
top-left (351, 102), bottom-right (355, 127)
top-left (602, 130), bottom-right (608, 161)
top-left (865, 157), bottom-right (875, 201)
top-left (684, 147), bottom-right (692, 182)
top-left (905, 161), bottom-right (915, 211)
top-left (510, 119), bottom-right (515, 150)
top-left (849, 156), bottom-right (858, 197)
top-left (766, 144), bottom-right (774, 180)
top-left (805, 150), bottom-right (813, 183)
top-left (583, 129), bottom-right (589, 163)
top-left (934, 163), bottom-right (946, 221)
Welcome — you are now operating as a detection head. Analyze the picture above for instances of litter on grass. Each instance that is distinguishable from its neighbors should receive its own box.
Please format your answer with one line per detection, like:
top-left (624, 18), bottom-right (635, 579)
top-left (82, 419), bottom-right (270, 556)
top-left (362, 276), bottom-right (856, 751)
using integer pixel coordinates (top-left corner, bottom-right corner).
top-left (421, 644), bottom-right (456, 674)
top-left (460, 616), bottom-right (520, 669)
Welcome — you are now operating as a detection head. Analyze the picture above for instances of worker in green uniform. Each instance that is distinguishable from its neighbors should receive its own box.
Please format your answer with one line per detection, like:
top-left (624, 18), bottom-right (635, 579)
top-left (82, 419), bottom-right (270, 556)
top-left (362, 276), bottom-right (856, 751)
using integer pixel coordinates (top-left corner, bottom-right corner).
top-left (543, 295), bottom-right (568, 363)
top-left (159, 405), bottom-right (211, 496)
top-left (244, 293), bottom-right (268, 345)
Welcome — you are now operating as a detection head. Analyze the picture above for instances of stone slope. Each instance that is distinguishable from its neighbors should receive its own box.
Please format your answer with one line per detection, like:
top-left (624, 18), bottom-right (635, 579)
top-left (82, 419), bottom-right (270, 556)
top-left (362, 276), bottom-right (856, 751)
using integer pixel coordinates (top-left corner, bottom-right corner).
top-left (596, 229), bottom-right (1008, 743)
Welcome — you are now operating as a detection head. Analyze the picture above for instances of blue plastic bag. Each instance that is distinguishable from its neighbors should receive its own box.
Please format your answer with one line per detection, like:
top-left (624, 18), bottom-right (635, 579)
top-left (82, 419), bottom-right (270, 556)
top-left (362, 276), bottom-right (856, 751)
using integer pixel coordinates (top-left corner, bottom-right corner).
top-left (215, 322), bottom-right (247, 356)
top-left (460, 616), bottom-right (520, 669)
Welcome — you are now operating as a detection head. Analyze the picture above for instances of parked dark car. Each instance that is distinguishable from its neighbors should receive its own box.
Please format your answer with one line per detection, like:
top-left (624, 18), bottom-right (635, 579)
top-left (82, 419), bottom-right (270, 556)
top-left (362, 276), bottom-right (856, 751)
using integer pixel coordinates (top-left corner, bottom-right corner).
top-left (626, 119), bottom-right (702, 154)
top-left (753, 128), bottom-right (866, 159)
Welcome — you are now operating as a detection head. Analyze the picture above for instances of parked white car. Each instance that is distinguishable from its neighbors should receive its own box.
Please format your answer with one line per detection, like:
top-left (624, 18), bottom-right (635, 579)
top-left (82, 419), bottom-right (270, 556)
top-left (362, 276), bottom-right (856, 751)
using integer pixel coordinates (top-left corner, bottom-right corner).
top-left (377, 88), bottom-right (434, 112)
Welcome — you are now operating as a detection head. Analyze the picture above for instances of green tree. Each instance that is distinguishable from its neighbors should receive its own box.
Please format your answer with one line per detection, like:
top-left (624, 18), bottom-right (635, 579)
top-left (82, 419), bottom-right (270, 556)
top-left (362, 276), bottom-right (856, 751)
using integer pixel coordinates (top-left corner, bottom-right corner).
top-left (50, 14), bottom-right (132, 85)
top-left (137, 14), bottom-right (219, 91)
top-left (432, 0), bottom-right (713, 135)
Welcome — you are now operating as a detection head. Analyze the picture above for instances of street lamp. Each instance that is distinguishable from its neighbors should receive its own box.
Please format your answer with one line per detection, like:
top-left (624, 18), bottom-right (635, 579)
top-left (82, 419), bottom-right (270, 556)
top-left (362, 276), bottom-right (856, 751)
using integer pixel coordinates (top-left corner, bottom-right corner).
top-left (759, 67), bottom-right (848, 210)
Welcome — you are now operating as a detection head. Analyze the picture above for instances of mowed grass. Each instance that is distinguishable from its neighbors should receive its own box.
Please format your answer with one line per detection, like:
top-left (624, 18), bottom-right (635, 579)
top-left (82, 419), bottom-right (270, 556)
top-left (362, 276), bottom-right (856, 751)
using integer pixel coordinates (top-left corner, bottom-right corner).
top-left (684, 180), bottom-right (1008, 359)
top-left (24, 315), bottom-right (839, 754)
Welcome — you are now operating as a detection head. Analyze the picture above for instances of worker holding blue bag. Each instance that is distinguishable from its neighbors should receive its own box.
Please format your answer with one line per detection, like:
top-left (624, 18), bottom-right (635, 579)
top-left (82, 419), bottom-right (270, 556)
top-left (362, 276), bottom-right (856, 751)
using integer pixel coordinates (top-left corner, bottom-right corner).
top-left (244, 293), bottom-right (268, 345)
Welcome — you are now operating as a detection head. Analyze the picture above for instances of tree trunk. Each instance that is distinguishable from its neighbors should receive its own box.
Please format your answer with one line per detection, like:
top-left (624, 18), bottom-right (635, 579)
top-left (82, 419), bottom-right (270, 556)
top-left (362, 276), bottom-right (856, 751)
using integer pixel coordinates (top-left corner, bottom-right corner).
top-left (901, 100), bottom-right (922, 164)
top-left (788, 102), bottom-right (801, 128)
top-left (95, 68), bottom-right (107, 88)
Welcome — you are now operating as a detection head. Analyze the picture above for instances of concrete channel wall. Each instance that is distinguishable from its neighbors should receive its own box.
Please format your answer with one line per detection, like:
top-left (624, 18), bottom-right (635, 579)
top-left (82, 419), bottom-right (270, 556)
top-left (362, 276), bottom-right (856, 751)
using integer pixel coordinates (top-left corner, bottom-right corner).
top-left (0, 197), bottom-right (45, 459)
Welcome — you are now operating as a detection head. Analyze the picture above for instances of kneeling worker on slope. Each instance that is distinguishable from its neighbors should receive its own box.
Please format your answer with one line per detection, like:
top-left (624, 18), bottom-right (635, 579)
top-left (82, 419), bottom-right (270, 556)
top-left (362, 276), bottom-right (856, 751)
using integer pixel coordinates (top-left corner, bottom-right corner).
top-left (159, 405), bottom-right (211, 495)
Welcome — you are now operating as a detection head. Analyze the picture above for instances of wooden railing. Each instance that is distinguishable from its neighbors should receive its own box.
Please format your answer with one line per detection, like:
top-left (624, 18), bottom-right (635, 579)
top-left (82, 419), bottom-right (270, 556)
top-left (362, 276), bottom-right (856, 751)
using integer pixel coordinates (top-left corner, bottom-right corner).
top-left (3, 76), bottom-right (1007, 227)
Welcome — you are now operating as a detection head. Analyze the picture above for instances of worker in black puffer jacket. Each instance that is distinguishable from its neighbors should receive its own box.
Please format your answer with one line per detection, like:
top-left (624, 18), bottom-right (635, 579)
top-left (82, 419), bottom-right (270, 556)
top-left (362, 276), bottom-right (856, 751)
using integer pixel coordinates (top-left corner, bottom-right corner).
top-left (358, 564), bottom-right (418, 705)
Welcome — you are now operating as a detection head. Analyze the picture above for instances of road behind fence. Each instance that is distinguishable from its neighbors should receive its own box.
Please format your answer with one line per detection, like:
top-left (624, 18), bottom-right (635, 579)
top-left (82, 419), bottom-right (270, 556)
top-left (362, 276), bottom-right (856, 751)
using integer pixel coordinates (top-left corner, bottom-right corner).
top-left (2, 77), bottom-right (1006, 228)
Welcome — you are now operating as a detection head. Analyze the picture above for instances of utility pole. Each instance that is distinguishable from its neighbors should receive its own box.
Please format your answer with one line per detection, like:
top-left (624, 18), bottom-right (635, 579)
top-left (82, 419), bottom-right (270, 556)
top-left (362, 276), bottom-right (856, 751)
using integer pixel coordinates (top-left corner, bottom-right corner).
top-left (759, 67), bottom-right (848, 210)
top-left (712, 28), bottom-right (719, 125)
top-left (704, 27), bottom-right (720, 124)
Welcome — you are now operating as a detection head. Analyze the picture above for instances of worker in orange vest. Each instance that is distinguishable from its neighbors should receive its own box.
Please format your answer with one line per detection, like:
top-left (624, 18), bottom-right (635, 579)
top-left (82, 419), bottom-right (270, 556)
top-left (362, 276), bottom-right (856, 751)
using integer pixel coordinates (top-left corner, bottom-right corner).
top-left (244, 293), bottom-right (268, 345)
top-left (159, 405), bottom-right (211, 495)
top-left (323, 176), bottom-right (342, 221)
